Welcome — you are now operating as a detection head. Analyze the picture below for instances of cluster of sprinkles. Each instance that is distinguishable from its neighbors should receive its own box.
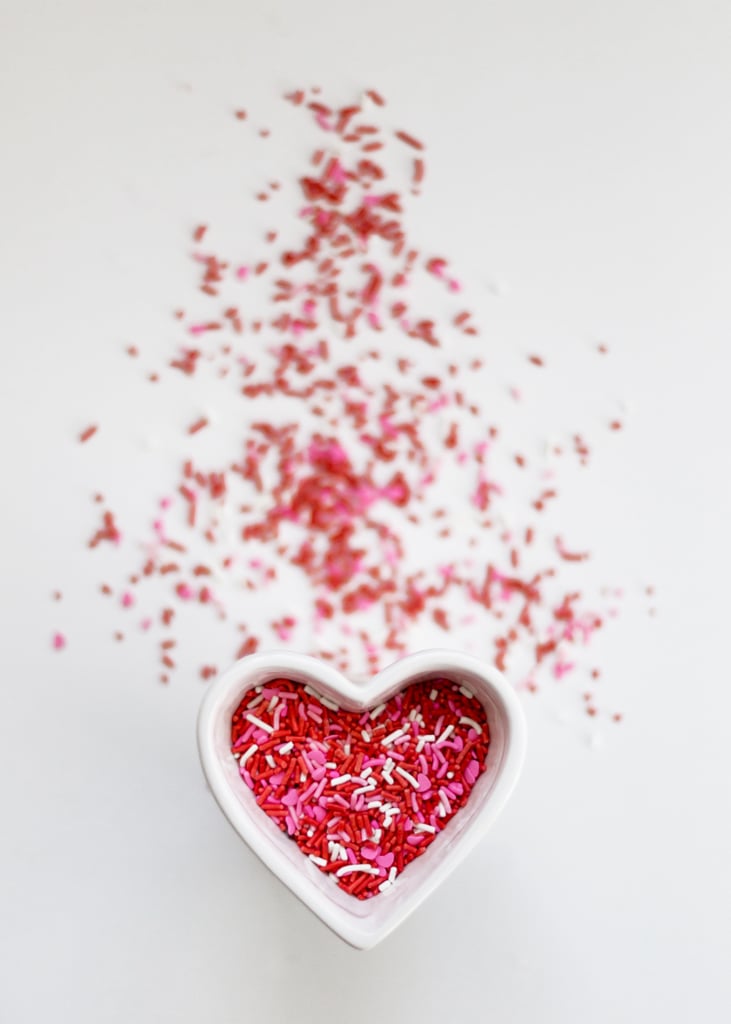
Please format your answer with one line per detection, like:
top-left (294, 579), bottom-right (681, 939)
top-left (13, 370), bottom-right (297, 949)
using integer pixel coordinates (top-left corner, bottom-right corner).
top-left (51, 86), bottom-right (654, 721)
top-left (231, 677), bottom-right (490, 899)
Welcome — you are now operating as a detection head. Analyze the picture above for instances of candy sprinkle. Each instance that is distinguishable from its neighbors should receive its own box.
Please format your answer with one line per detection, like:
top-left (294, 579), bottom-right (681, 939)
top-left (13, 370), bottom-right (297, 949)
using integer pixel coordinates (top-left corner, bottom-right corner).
top-left (231, 677), bottom-right (490, 900)
top-left (79, 425), bottom-right (98, 443)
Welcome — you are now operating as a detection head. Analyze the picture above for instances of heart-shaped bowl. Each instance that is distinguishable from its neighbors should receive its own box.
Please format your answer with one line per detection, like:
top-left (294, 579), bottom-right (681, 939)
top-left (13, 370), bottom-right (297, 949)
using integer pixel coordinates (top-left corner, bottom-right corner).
top-left (197, 648), bottom-right (526, 949)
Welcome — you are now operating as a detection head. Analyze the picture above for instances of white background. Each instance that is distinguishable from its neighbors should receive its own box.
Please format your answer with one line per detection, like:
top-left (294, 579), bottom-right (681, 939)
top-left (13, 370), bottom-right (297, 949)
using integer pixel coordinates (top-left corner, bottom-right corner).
top-left (2, 1), bottom-right (731, 1021)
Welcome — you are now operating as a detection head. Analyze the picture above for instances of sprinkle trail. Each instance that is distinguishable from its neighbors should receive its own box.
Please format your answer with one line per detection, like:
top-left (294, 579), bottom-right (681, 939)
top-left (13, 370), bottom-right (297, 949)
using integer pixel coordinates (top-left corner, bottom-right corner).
top-left (55, 85), bottom-right (642, 724)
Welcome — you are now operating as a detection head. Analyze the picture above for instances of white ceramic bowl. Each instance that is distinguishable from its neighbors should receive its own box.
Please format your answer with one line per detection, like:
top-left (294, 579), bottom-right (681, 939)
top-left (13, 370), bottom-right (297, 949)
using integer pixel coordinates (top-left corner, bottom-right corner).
top-left (197, 648), bottom-right (526, 949)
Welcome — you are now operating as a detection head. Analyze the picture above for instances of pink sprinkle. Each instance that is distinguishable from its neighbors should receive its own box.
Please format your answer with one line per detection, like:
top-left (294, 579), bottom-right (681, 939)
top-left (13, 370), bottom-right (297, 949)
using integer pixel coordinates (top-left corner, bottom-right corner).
top-left (52, 632), bottom-right (66, 651)
top-left (120, 592), bottom-right (135, 608)
top-left (327, 160), bottom-right (346, 184)
top-left (235, 266), bottom-right (249, 280)
top-left (426, 258), bottom-right (447, 278)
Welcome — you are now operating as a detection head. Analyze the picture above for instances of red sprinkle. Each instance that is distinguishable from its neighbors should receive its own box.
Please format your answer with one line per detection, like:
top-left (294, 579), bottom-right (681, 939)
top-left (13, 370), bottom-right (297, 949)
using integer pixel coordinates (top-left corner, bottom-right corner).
top-left (395, 130), bottom-right (424, 151)
top-left (79, 425), bottom-right (98, 443)
top-left (188, 417), bottom-right (209, 435)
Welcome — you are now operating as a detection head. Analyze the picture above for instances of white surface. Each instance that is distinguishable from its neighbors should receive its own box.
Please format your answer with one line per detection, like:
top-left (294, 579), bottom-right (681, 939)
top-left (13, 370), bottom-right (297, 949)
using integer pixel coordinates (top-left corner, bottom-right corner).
top-left (197, 651), bottom-right (526, 949)
top-left (2, 1), bottom-right (731, 1021)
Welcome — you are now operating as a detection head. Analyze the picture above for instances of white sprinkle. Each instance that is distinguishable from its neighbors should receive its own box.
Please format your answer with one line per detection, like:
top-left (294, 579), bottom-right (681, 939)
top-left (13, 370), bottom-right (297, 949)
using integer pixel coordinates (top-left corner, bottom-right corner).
top-left (247, 693), bottom-right (265, 708)
top-left (416, 734), bottom-right (436, 753)
top-left (309, 855), bottom-right (327, 867)
top-left (279, 741), bottom-right (294, 755)
top-left (388, 866), bottom-right (397, 884)
top-left (239, 744), bottom-right (258, 766)
top-left (304, 684), bottom-right (318, 698)
top-left (343, 740), bottom-right (351, 756)
top-left (336, 864), bottom-right (380, 877)
top-left (299, 772), bottom-right (307, 783)
top-left (331, 773), bottom-right (352, 786)
top-left (352, 782), bottom-right (376, 796)
top-left (265, 754), bottom-right (276, 769)
top-left (382, 770), bottom-right (394, 785)
top-left (369, 703), bottom-right (387, 719)
top-left (361, 729), bottom-right (371, 742)
top-left (367, 800), bottom-right (382, 809)
top-left (459, 685), bottom-right (474, 699)
top-left (436, 724), bottom-right (454, 744)
top-left (459, 716), bottom-right (483, 734)
top-left (382, 728), bottom-right (406, 747)
top-left (361, 766), bottom-right (373, 779)
top-left (325, 761), bottom-right (337, 769)
top-left (378, 879), bottom-right (393, 893)
top-left (395, 765), bottom-right (419, 788)
top-left (446, 771), bottom-right (454, 779)
top-left (371, 828), bottom-right (382, 843)
top-left (413, 822), bottom-right (436, 834)
top-left (429, 688), bottom-right (438, 701)
top-left (245, 713), bottom-right (273, 734)
top-left (267, 695), bottom-right (279, 712)
top-left (319, 695), bottom-right (340, 712)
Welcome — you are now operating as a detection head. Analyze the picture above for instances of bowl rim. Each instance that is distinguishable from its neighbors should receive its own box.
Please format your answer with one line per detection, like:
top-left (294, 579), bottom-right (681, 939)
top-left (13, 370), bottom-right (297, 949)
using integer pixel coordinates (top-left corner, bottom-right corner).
top-left (197, 648), bottom-right (527, 949)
